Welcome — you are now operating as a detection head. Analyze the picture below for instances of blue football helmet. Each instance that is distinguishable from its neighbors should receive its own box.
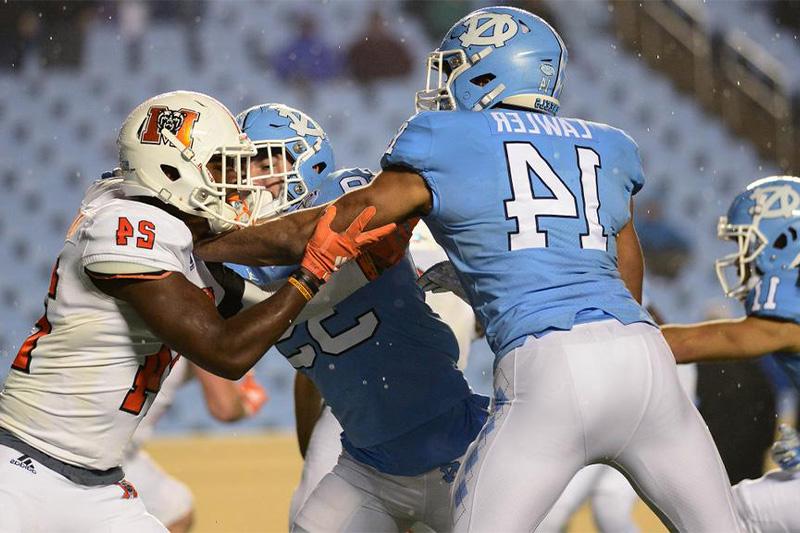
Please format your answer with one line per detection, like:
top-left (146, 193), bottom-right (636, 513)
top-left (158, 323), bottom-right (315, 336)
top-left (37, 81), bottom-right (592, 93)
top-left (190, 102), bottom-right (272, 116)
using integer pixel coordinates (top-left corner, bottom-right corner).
top-left (236, 103), bottom-right (334, 219)
top-left (716, 176), bottom-right (800, 299)
top-left (415, 6), bottom-right (566, 114)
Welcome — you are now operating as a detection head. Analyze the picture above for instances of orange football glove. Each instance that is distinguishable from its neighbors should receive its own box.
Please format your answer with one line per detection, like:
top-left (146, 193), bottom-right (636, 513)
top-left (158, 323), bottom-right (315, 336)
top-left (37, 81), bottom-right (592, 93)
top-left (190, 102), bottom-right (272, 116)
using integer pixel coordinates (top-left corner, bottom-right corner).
top-left (238, 372), bottom-right (268, 417)
top-left (357, 218), bottom-right (419, 280)
top-left (301, 205), bottom-right (397, 282)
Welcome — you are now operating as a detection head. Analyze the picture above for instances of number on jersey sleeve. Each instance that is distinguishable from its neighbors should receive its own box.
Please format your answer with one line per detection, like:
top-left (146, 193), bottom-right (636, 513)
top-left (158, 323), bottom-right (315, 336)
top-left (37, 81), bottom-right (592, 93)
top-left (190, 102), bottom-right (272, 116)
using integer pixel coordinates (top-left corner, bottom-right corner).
top-left (751, 276), bottom-right (780, 312)
top-left (116, 217), bottom-right (156, 250)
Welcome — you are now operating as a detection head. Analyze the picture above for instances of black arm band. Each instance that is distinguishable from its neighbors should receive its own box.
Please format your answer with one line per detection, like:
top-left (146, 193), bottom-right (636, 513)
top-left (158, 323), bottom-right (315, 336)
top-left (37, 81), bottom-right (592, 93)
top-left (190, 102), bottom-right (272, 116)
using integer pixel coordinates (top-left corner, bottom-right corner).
top-left (289, 268), bottom-right (323, 296)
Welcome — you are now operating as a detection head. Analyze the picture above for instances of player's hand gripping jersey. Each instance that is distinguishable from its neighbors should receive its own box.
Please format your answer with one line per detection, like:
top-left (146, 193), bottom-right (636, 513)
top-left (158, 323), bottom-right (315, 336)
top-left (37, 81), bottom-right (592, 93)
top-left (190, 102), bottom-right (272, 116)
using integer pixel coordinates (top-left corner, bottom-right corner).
top-left (382, 110), bottom-right (653, 356)
top-left (0, 179), bottom-right (225, 472)
top-left (232, 168), bottom-right (486, 476)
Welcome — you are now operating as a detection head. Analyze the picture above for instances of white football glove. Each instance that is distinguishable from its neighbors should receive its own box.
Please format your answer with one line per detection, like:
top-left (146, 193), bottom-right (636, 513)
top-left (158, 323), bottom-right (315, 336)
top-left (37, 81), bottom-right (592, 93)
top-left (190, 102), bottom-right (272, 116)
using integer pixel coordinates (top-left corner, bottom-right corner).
top-left (416, 261), bottom-right (470, 304)
top-left (771, 424), bottom-right (800, 472)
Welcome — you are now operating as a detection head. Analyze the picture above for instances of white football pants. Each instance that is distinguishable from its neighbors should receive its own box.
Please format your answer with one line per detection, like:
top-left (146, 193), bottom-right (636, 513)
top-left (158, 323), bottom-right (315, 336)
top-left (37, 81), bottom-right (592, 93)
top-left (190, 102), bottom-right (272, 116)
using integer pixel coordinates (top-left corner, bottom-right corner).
top-left (452, 320), bottom-right (741, 533)
top-left (289, 406), bottom-right (343, 527)
top-left (293, 450), bottom-right (458, 533)
top-left (537, 464), bottom-right (638, 533)
top-left (0, 443), bottom-right (166, 532)
top-left (733, 469), bottom-right (800, 532)
top-left (124, 448), bottom-right (193, 528)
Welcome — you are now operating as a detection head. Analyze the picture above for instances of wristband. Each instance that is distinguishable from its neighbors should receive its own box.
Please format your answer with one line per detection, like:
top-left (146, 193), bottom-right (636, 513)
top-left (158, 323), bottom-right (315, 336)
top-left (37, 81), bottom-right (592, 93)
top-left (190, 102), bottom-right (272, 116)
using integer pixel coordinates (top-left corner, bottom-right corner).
top-left (287, 269), bottom-right (322, 302)
top-left (288, 276), bottom-right (314, 302)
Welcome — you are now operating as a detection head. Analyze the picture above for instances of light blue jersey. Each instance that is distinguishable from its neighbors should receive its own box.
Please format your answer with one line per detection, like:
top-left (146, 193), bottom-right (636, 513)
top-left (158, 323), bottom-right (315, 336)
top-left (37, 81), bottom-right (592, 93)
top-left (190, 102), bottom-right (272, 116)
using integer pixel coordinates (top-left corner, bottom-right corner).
top-left (745, 272), bottom-right (800, 389)
top-left (382, 110), bottom-right (653, 357)
top-left (231, 168), bottom-right (488, 476)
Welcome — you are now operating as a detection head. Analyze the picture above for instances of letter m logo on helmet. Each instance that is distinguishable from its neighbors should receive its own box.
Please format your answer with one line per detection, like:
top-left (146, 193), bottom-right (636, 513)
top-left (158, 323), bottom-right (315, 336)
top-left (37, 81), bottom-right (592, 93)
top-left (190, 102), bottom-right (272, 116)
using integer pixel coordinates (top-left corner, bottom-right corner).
top-left (138, 106), bottom-right (201, 148)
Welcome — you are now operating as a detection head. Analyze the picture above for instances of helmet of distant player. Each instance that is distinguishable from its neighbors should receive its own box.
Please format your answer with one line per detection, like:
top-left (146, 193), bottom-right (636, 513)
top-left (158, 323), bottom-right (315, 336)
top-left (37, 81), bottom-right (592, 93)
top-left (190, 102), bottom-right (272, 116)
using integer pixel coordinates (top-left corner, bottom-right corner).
top-left (415, 6), bottom-right (566, 115)
top-left (716, 176), bottom-right (800, 300)
top-left (236, 103), bottom-right (334, 220)
top-left (117, 91), bottom-right (263, 233)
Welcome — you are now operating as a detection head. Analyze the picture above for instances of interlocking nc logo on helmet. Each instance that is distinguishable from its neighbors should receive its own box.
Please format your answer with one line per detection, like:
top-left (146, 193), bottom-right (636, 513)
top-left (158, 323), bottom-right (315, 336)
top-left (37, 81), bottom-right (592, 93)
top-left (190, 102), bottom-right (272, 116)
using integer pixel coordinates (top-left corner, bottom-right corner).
top-left (139, 106), bottom-right (201, 148)
top-left (276, 106), bottom-right (326, 139)
top-left (750, 185), bottom-right (800, 219)
top-left (459, 12), bottom-right (519, 48)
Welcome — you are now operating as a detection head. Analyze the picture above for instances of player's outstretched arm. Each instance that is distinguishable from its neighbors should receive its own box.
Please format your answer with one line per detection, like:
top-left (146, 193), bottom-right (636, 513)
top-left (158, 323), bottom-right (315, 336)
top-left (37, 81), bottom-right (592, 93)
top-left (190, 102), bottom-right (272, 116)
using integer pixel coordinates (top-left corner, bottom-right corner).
top-left (662, 316), bottom-right (800, 363)
top-left (294, 372), bottom-right (323, 459)
top-left (616, 200), bottom-right (644, 304)
top-left (196, 169), bottom-right (432, 266)
top-left (90, 207), bottom-right (395, 380)
top-left (192, 365), bottom-right (268, 422)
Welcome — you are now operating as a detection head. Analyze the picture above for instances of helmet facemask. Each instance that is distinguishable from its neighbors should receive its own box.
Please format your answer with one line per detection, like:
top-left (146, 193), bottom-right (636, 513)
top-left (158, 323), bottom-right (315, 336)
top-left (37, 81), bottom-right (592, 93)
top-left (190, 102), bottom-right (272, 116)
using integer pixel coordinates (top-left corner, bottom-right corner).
top-left (416, 49), bottom-right (471, 112)
top-left (249, 137), bottom-right (312, 222)
top-left (714, 215), bottom-right (767, 300)
top-left (158, 129), bottom-right (264, 234)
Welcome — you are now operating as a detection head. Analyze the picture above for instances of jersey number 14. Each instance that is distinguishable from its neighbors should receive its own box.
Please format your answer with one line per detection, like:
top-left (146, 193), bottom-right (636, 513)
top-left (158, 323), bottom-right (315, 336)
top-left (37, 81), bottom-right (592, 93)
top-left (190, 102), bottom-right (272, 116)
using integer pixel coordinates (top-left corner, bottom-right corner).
top-left (504, 143), bottom-right (607, 251)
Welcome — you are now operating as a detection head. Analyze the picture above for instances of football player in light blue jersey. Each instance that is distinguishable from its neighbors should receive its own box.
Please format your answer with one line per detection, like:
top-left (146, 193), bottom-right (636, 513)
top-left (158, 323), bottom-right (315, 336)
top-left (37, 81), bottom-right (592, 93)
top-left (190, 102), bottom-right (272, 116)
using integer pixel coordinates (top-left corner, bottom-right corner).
top-left (664, 176), bottom-right (800, 533)
top-left (197, 7), bottom-right (740, 531)
top-left (230, 104), bottom-right (489, 532)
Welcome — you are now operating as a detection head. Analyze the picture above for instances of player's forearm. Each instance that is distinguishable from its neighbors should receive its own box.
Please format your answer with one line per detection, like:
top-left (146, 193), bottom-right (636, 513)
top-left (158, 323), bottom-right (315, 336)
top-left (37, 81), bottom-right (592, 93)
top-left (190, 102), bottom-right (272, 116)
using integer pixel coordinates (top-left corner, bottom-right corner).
top-left (326, 170), bottom-right (432, 232)
top-left (662, 319), bottom-right (774, 363)
top-left (186, 283), bottom-right (308, 380)
top-left (195, 206), bottom-right (324, 265)
top-left (194, 365), bottom-right (248, 422)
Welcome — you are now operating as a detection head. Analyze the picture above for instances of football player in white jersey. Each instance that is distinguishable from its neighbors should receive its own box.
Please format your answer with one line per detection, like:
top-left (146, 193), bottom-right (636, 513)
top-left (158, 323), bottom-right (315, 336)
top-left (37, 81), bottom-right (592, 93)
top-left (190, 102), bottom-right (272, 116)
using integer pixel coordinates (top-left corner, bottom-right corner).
top-left (0, 90), bottom-right (394, 533)
top-left (125, 358), bottom-right (267, 533)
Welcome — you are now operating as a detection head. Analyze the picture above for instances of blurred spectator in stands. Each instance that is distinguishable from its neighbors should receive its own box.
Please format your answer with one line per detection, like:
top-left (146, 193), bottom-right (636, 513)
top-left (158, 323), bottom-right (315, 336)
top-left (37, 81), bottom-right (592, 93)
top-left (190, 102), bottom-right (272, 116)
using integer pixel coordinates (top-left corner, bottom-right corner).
top-left (347, 9), bottom-right (412, 87)
top-left (0, 2), bottom-right (95, 72)
top-left (43, 2), bottom-right (95, 70)
top-left (119, 0), bottom-right (149, 72)
top-left (1, 5), bottom-right (42, 71)
top-left (636, 198), bottom-right (692, 279)
top-left (402, 0), bottom-right (472, 42)
top-left (770, 0), bottom-right (800, 33)
top-left (273, 13), bottom-right (340, 89)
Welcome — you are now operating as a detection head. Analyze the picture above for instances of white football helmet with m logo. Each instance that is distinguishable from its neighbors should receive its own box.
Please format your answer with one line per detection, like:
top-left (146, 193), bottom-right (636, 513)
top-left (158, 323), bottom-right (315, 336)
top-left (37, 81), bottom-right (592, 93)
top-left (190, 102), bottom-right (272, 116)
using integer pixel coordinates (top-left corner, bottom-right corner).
top-left (117, 91), bottom-right (264, 233)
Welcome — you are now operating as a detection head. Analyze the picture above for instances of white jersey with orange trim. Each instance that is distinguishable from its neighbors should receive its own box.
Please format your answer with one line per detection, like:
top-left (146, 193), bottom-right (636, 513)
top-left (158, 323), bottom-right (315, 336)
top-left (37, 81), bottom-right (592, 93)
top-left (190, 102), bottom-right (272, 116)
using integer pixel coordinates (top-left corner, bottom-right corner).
top-left (0, 178), bottom-right (222, 471)
top-left (126, 356), bottom-right (191, 455)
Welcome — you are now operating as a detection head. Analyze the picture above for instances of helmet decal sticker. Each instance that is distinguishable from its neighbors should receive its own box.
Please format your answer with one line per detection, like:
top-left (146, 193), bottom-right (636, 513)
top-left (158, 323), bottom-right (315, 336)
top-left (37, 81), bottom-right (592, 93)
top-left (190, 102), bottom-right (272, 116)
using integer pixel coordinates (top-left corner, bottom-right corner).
top-left (276, 106), bottom-right (326, 139)
top-left (139, 106), bottom-right (201, 148)
top-left (459, 12), bottom-right (519, 48)
top-left (749, 185), bottom-right (800, 219)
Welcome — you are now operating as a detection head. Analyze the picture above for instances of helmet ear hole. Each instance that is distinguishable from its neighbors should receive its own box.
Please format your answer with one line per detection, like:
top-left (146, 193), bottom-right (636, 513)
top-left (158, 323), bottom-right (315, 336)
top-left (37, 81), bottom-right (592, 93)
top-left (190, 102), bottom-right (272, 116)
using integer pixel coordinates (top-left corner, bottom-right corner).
top-left (160, 165), bottom-right (180, 182)
top-left (313, 162), bottom-right (327, 175)
top-left (470, 73), bottom-right (496, 87)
